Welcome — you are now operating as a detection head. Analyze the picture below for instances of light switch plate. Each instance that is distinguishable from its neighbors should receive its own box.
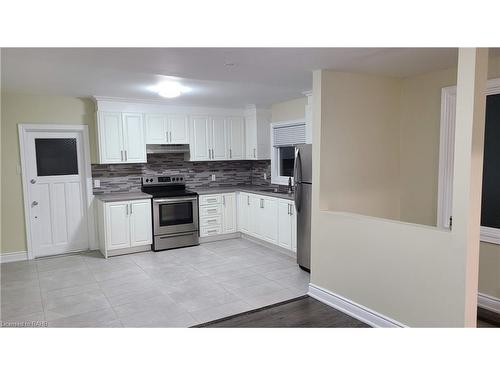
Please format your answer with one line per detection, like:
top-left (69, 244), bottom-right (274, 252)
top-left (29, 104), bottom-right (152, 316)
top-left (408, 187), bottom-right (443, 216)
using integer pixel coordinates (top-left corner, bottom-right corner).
top-left (93, 179), bottom-right (101, 188)
top-left (264, 173), bottom-right (267, 180)
top-left (211, 174), bottom-right (216, 181)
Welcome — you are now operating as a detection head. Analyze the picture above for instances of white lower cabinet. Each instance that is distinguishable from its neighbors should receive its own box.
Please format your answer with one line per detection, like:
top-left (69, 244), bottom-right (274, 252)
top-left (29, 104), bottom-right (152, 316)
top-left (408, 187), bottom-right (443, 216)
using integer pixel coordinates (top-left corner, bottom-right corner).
top-left (199, 193), bottom-right (236, 237)
top-left (222, 193), bottom-right (237, 233)
top-left (201, 192), bottom-right (295, 251)
top-left (97, 198), bottom-right (152, 257)
top-left (278, 200), bottom-right (297, 252)
top-left (237, 192), bottom-right (251, 233)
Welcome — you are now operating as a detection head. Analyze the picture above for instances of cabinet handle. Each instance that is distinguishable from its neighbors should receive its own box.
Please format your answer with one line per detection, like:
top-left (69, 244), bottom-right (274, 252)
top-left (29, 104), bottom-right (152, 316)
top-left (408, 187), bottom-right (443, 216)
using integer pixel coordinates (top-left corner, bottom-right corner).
top-left (260, 198), bottom-right (264, 209)
top-left (126, 204), bottom-right (129, 215)
top-left (124, 150), bottom-right (127, 161)
top-left (207, 198), bottom-right (217, 202)
top-left (223, 196), bottom-right (226, 206)
top-left (253, 148), bottom-right (256, 158)
top-left (287, 203), bottom-right (290, 215)
top-left (207, 209), bottom-right (217, 213)
top-left (247, 196), bottom-right (250, 205)
top-left (130, 203), bottom-right (133, 215)
top-left (229, 148), bottom-right (232, 159)
top-left (207, 219), bottom-right (217, 223)
top-left (121, 150), bottom-right (124, 161)
top-left (170, 131), bottom-right (172, 143)
top-left (166, 131), bottom-right (169, 143)
top-left (207, 229), bottom-right (218, 234)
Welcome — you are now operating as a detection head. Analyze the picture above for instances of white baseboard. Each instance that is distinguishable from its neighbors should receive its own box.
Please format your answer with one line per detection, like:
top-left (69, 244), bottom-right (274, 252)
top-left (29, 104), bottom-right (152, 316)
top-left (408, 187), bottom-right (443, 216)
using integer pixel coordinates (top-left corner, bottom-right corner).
top-left (308, 283), bottom-right (406, 328)
top-left (241, 233), bottom-right (296, 259)
top-left (478, 293), bottom-right (500, 314)
top-left (199, 232), bottom-right (241, 243)
top-left (0, 251), bottom-right (28, 264)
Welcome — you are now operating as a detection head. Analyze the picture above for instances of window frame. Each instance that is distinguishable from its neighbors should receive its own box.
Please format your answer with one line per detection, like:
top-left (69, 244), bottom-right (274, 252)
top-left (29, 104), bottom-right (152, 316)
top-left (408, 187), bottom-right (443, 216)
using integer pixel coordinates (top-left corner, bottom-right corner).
top-left (438, 78), bottom-right (500, 245)
top-left (270, 119), bottom-right (305, 185)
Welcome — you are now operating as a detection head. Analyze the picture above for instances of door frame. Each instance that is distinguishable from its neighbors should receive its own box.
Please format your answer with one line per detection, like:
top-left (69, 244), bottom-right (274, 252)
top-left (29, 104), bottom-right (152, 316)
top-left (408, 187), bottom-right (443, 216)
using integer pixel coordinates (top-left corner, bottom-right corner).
top-left (18, 124), bottom-right (97, 259)
top-left (438, 77), bottom-right (500, 244)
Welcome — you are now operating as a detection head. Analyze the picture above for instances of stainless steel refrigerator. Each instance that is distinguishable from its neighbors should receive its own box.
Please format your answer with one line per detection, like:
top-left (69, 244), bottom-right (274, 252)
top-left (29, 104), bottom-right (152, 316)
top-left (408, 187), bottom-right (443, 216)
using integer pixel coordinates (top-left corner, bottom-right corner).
top-left (294, 144), bottom-right (312, 271)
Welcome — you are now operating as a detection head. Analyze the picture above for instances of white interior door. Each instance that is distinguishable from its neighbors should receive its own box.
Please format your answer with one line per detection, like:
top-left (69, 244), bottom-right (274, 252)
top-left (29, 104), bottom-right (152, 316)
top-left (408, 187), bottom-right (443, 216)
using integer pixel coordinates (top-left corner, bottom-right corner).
top-left (25, 131), bottom-right (89, 257)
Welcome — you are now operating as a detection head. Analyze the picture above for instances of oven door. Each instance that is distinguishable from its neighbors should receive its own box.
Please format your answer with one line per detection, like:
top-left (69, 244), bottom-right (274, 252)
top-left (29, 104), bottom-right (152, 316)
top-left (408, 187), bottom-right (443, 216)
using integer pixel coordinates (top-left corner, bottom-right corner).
top-left (153, 196), bottom-right (199, 236)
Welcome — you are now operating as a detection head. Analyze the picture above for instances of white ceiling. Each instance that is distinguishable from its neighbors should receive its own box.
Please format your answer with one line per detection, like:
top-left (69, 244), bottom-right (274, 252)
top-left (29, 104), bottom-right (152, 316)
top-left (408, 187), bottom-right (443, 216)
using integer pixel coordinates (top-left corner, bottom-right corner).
top-left (1, 48), bottom-right (488, 108)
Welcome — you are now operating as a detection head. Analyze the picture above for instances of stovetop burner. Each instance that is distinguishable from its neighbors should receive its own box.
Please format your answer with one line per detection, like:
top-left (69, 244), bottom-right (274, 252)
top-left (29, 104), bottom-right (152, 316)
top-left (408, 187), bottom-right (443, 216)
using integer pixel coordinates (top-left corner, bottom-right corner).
top-left (141, 175), bottom-right (198, 199)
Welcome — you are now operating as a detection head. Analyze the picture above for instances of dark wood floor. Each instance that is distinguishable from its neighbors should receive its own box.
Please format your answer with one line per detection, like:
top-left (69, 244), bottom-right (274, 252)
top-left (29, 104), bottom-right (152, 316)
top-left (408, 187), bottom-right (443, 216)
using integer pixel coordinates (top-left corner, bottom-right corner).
top-left (195, 296), bottom-right (370, 328)
top-left (195, 296), bottom-right (500, 328)
top-left (477, 307), bottom-right (500, 328)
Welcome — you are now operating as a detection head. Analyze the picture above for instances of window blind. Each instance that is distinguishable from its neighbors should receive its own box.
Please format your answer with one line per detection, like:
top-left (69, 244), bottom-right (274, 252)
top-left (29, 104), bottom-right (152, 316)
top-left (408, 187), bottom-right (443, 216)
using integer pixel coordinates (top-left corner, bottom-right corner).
top-left (272, 124), bottom-right (306, 146)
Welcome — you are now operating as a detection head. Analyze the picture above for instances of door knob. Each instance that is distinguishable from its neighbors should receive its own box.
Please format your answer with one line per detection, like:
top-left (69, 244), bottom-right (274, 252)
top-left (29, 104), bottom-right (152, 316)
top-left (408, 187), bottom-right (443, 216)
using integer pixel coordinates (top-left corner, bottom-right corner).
top-left (32, 201), bottom-right (38, 207)
top-left (30, 179), bottom-right (36, 184)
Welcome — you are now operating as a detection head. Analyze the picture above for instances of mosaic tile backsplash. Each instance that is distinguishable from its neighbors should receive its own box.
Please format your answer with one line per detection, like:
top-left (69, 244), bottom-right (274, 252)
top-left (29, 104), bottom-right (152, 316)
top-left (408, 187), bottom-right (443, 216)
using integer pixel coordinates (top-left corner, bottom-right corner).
top-left (92, 153), bottom-right (273, 194)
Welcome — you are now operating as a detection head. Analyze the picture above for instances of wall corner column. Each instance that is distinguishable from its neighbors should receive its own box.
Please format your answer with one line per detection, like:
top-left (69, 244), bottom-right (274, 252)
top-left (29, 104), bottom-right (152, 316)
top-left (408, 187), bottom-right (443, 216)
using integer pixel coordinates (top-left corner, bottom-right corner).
top-left (452, 48), bottom-right (489, 327)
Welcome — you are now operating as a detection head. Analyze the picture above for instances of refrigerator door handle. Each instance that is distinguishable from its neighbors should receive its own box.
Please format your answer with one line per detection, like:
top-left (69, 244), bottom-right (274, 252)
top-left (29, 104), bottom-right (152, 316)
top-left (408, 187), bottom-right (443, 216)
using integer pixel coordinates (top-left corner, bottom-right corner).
top-left (294, 148), bottom-right (302, 212)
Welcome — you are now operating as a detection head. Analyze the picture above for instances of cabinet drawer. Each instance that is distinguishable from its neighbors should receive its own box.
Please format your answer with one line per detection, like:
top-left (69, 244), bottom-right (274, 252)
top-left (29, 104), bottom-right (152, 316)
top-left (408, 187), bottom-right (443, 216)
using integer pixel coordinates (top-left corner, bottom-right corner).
top-left (200, 225), bottom-right (223, 237)
top-left (200, 216), bottom-right (222, 228)
top-left (199, 205), bottom-right (222, 217)
top-left (199, 195), bottom-right (222, 206)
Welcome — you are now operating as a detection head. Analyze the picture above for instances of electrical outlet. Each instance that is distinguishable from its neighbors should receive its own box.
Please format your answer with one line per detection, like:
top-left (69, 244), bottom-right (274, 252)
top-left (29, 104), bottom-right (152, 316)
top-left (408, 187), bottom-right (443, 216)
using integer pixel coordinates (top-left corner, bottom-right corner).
top-left (93, 179), bottom-right (101, 188)
top-left (263, 173), bottom-right (267, 180)
top-left (211, 174), bottom-right (216, 181)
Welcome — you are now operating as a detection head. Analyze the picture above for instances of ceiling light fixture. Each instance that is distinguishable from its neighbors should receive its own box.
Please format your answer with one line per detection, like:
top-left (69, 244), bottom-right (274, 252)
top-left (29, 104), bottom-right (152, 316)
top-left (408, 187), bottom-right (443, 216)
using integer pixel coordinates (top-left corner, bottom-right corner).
top-left (154, 82), bottom-right (189, 98)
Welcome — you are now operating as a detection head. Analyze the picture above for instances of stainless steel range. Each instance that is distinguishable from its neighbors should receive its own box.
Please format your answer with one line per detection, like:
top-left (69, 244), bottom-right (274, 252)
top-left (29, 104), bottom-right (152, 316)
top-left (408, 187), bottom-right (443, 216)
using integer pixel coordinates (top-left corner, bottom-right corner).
top-left (141, 175), bottom-right (199, 251)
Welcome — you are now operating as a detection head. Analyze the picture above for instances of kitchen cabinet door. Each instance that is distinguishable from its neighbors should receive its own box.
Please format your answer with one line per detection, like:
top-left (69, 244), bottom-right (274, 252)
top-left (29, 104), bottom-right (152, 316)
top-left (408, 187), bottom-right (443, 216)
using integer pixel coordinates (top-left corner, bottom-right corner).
top-left (278, 200), bottom-right (293, 250)
top-left (191, 115), bottom-right (210, 160)
top-left (261, 197), bottom-right (278, 244)
top-left (227, 116), bottom-right (245, 159)
top-left (145, 114), bottom-right (168, 144)
top-left (238, 193), bottom-right (251, 233)
top-left (222, 193), bottom-right (237, 233)
top-left (210, 116), bottom-right (227, 160)
top-left (168, 114), bottom-right (189, 144)
top-left (122, 113), bottom-right (147, 163)
top-left (129, 199), bottom-right (152, 247)
top-left (99, 112), bottom-right (125, 164)
top-left (248, 195), bottom-right (265, 238)
top-left (105, 201), bottom-right (130, 250)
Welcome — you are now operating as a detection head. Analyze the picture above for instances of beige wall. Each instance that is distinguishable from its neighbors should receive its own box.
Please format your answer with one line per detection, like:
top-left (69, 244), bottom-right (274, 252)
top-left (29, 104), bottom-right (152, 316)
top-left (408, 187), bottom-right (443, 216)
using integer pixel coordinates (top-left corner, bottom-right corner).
top-left (311, 57), bottom-right (488, 326)
top-left (271, 97), bottom-right (306, 123)
top-left (320, 71), bottom-right (401, 220)
top-left (398, 57), bottom-right (500, 300)
top-left (1, 92), bottom-right (96, 253)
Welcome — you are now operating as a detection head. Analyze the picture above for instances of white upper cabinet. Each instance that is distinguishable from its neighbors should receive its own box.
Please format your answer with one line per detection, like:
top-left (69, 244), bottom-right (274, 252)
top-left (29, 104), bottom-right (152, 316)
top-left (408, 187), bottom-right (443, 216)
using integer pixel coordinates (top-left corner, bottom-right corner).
top-left (98, 112), bottom-right (124, 164)
top-left (145, 114), bottom-right (168, 144)
top-left (122, 113), bottom-right (147, 163)
top-left (244, 106), bottom-right (271, 160)
top-left (210, 116), bottom-right (228, 160)
top-left (190, 115), bottom-right (245, 161)
top-left (168, 114), bottom-right (189, 144)
top-left (98, 111), bottom-right (146, 164)
top-left (191, 115), bottom-right (211, 160)
top-left (146, 114), bottom-right (189, 144)
top-left (227, 116), bottom-right (245, 160)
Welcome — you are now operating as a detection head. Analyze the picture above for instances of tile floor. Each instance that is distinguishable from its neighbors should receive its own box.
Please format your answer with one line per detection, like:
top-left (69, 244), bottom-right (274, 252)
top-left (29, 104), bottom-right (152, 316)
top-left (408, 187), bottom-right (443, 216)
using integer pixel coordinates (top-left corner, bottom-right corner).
top-left (1, 238), bottom-right (309, 327)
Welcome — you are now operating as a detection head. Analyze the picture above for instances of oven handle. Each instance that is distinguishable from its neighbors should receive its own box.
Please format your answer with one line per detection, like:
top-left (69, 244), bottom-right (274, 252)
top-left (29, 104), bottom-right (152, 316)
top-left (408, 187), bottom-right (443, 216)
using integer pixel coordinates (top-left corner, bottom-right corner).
top-left (153, 196), bottom-right (198, 204)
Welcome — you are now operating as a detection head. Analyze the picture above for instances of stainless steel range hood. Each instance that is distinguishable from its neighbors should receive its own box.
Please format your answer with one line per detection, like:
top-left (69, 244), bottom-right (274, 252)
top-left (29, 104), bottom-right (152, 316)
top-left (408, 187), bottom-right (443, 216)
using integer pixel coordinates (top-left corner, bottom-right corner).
top-left (146, 144), bottom-right (190, 154)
